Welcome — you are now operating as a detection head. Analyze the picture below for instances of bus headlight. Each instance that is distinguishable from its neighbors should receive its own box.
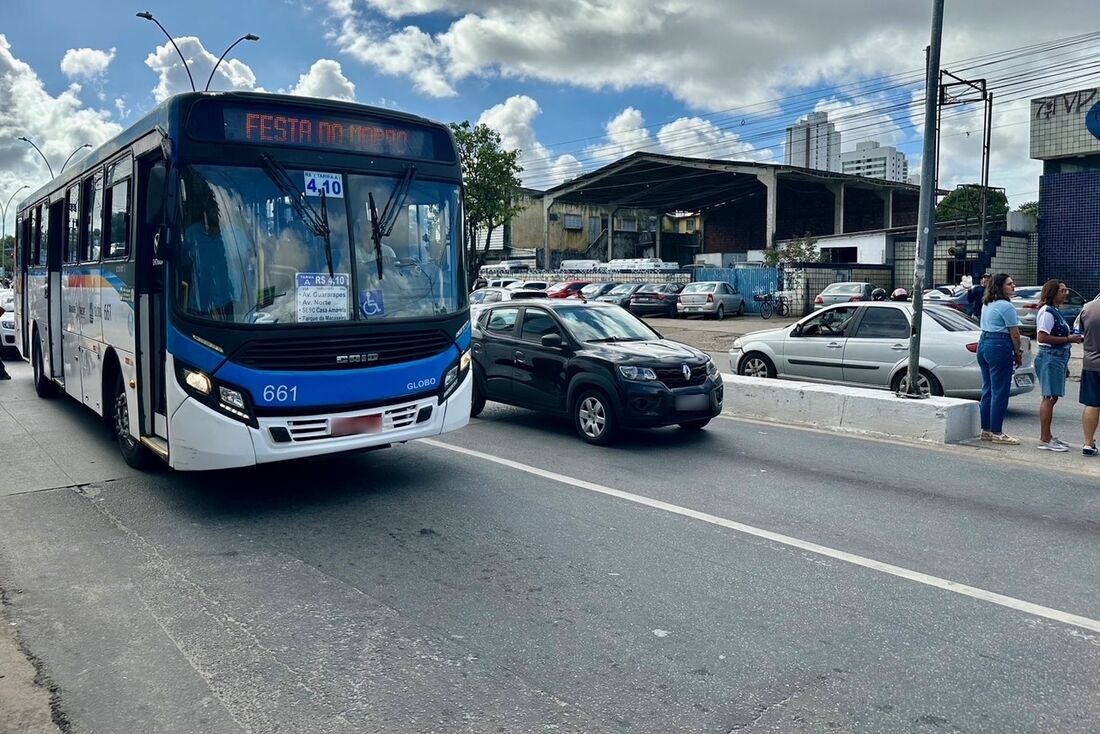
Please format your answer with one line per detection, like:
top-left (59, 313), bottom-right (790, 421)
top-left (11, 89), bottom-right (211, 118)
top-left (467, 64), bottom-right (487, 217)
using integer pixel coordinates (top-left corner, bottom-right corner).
top-left (441, 349), bottom-right (471, 401)
top-left (183, 368), bottom-right (213, 394)
top-left (175, 361), bottom-right (257, 427)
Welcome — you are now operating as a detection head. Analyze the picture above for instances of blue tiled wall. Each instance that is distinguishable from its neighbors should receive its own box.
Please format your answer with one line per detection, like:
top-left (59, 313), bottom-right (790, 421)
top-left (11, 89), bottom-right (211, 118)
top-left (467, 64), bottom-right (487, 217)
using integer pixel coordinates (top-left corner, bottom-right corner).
top-left (1039, 171), bottom-right (1100, 299)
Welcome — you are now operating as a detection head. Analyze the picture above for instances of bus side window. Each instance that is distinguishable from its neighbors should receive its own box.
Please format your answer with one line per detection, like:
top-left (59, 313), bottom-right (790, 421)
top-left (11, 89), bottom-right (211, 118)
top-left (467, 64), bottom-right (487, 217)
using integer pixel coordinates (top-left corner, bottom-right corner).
top-left (64, 184), bottom-right (81, 264)
top-left (82, 172), bottom-right (103, 262)
top-left (38, 203), bottom-right (50, 267)
top-left (105, 157), bottom-right (132, 259)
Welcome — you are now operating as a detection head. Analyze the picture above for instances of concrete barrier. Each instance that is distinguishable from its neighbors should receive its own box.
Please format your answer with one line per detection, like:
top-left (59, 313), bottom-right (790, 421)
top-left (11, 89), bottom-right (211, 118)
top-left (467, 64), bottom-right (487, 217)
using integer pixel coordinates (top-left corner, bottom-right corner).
top-left (721, 374), bottom-right (980, 444)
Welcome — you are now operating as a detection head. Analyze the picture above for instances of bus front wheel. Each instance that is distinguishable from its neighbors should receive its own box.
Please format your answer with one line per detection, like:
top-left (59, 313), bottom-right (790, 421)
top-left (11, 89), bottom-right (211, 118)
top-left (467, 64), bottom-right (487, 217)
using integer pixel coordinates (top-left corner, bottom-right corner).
top-left (112, 373), bottom-right (153, 469)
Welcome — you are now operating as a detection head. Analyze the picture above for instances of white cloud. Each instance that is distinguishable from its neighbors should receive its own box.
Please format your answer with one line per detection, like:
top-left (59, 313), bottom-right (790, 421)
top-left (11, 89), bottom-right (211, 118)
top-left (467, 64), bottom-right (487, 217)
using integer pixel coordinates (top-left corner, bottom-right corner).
top-left (290, 59), bottom-right (356, 101)
top-left (477, 95), bottom-right (582, 188)
top-left (60, 47), bottom-right (116, 80)
top-left (144, 36), bottom-right (260, 101)
top-left (0, 36), bottom-right (121, 207)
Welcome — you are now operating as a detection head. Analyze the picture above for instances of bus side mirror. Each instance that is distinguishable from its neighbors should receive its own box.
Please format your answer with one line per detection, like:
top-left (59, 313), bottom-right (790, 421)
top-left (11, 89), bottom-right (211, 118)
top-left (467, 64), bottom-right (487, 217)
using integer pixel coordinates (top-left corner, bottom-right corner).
top-left (145, 162), bottom-right (167, 226)
top-left (153, 228), bottom-right (172, 260)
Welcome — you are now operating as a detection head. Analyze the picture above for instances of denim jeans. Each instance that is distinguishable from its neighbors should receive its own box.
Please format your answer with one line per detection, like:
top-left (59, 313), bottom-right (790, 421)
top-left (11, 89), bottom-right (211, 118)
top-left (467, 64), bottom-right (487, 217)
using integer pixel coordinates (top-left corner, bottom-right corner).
top-left (978, 332), bottom-right (1014, 433)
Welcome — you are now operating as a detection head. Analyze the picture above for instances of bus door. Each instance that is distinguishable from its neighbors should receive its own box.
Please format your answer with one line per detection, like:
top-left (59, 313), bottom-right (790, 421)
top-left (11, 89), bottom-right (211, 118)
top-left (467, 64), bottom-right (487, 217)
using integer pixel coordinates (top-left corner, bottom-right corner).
top-left (15, 214), bottom-right (28, 357)
top-left (136, 155), bottom-right (169, 440)
top-left (46, 200), bottom-right (65, 382)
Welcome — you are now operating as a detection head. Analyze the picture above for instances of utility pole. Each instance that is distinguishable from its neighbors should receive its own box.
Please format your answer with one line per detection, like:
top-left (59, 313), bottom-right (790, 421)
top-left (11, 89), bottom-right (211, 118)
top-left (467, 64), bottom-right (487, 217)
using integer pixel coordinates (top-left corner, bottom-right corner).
top-left (905, 0), bottom-right (944, 398)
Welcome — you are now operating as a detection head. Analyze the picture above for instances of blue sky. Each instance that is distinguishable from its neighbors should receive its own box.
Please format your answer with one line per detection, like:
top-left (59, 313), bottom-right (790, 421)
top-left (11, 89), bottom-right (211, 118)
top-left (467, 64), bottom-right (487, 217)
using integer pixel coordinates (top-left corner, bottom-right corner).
top-left (4, 0), bottom-right (1100, 235)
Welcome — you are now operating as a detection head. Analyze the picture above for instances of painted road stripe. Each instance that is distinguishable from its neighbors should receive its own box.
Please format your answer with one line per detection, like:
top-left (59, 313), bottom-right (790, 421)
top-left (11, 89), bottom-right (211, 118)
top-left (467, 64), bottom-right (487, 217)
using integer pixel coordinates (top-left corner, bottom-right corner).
top-left (423, 438), bottom-right (1100, 635)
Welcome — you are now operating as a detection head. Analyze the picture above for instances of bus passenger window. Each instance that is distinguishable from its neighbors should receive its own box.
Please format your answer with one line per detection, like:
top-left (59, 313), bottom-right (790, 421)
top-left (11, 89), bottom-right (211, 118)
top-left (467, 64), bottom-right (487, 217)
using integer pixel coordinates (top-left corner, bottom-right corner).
top-left (106, 179), bottom-right (130, 259)
top-left (64, 185), bottom-right (80, 264)
top-left (82, 173), bottom-right (103, 262)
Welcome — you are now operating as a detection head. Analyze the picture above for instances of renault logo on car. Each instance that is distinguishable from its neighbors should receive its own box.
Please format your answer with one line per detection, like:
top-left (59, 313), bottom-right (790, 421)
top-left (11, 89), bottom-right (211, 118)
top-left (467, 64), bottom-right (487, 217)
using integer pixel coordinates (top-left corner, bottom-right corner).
top-left (682, 364), bottom-right (691, 380)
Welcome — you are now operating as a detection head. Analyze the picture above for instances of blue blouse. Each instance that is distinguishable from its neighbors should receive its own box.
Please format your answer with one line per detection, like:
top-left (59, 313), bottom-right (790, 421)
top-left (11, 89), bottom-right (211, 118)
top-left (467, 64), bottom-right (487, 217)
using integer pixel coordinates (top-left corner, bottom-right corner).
top-left (979, 299), bottom-right (1020, 334)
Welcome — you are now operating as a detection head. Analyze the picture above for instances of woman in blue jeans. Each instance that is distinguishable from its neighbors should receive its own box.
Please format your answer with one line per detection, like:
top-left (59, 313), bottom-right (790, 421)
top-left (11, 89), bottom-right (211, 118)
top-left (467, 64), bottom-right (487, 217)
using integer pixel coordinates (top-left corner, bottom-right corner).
top-left (977, 273), bottom-right (1023, 444)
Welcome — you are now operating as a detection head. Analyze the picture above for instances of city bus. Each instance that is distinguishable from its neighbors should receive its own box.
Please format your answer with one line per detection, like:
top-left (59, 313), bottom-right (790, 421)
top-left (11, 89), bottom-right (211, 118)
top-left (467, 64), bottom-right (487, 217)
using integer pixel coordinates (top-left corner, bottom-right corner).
top-left (14, 91), bottom-right (471, 471)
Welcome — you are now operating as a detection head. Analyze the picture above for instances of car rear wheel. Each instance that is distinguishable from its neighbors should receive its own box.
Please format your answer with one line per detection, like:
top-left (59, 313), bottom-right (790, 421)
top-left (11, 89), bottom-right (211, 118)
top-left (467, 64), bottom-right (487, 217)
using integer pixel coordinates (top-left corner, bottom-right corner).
top-left (739, 352), bottom-right (776, 379)
top-left (736, 301), bottom-right (745, 317)
top-left (678, 419), bottom-right (710, 431)
top-left (892, 369), bottom-right (944, 397)
top-left (573, 388), bottom-right (619, 446)
top-left (715, 304), bottom-right (725, 321)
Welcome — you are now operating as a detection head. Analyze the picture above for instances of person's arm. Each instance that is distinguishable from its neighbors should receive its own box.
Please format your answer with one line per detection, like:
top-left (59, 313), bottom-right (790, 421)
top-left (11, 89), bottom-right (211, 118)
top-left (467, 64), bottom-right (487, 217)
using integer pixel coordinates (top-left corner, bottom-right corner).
top-left (1010, 325), bottom-right (1023, 367)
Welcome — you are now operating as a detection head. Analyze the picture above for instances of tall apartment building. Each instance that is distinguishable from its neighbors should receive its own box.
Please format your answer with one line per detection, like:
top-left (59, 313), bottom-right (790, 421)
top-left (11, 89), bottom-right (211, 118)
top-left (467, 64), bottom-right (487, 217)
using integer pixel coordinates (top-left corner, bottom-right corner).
top-left (840, 141), bottom-right (909, 182)
top-left (785, 111), bottom-right (841, 172)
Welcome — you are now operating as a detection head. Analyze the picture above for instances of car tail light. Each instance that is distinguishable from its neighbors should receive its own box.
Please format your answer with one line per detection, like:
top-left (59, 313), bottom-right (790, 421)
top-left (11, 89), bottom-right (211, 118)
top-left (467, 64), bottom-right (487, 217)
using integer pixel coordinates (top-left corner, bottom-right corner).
top-left (966, 342), bottom-right (979, 353)
top-left (707, 294), bottom-right (714, 303)
top-left (815, 295), bottom-right (824, 304)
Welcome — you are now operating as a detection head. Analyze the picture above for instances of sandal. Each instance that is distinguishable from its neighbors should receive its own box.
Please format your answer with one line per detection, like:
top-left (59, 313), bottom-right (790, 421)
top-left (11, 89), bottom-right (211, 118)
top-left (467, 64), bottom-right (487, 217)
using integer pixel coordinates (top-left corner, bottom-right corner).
top-left (991, 433), bottom-right (1020, 445)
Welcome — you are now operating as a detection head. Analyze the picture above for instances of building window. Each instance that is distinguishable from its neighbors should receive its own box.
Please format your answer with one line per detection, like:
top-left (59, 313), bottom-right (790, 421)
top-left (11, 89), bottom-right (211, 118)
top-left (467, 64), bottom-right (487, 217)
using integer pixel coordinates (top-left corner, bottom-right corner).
top-left (686, 219), bottom-right (696, 233)
top-left (617, 217), bottom-right (637, 232)
top-left (563, 213), bottom-right (583, 230)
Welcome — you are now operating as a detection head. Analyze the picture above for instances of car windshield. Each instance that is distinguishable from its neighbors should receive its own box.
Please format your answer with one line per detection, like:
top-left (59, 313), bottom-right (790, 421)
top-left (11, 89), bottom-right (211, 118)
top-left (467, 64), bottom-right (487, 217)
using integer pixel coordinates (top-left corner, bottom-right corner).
top-left (638, 284), bottom-right (664, 293)
top-left (579, 284), bottom-right (605, 296)
top-left (683, 283), bottom-right (715, 293)
top-left (175, 164), bottom-right (463, 325)
top-left (556, 306), bottom-right (658, 342)
top-left (824, 283), bottom-right (864, 295)
top-left (608, 284), bottom-right (639, 294)
top-left (926, 307), bottom-right (980, 331)
top-left (1013, 287), bottom-right (1041, 300)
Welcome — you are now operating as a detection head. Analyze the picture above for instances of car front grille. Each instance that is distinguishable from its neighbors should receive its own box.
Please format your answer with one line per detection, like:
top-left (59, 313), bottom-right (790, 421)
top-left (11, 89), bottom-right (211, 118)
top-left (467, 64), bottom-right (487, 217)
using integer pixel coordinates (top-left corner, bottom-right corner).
top-left (655, 364), bottom-right (708, 388)
top-left (233, 330), bottom-right (453, 371)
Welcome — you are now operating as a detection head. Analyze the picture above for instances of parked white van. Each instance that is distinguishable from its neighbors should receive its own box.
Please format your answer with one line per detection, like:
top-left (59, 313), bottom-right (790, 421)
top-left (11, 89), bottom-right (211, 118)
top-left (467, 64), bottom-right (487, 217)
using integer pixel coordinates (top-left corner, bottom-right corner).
top-left (560, 259), bottom-right (601, 272)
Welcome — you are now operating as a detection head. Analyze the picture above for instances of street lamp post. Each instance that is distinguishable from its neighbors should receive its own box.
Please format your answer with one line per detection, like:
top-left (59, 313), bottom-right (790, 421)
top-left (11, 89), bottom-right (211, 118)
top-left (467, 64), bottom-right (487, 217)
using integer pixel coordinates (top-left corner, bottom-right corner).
top-left (136, 11), bottom-right (196, 92)
top-left (17, 137), bottom-right (54, 179)
top-left (205, 34), bottom-right (260, 91)
top-left (1, 185), bottom-right (31, 275)
top-left (60, 144), bottom-right (93, 174)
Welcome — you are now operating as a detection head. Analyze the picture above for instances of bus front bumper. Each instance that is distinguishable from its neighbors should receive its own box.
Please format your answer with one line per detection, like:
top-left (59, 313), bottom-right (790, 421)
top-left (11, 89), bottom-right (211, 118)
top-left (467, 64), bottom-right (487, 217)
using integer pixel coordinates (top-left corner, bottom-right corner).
top-left (168, 371), bottom-right (472, 471)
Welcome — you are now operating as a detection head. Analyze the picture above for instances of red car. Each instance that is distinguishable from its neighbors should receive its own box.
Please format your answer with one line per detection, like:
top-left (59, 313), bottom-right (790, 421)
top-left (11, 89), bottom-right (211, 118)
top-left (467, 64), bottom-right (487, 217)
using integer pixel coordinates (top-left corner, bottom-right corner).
top-left (546, 280), bottom-right (590, 298)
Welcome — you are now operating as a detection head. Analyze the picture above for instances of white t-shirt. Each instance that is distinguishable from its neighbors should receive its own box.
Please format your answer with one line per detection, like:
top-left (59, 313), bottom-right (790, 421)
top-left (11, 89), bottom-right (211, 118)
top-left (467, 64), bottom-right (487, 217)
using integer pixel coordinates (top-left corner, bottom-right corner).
top-left (1036, 305), bottom-right (1068, 349)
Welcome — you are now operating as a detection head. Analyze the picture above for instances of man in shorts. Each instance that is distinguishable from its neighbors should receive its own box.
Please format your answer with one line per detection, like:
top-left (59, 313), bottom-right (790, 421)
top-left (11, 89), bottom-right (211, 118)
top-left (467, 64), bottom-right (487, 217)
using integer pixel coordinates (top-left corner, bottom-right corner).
top-left (1078, 294), bottom-right (1100, 456)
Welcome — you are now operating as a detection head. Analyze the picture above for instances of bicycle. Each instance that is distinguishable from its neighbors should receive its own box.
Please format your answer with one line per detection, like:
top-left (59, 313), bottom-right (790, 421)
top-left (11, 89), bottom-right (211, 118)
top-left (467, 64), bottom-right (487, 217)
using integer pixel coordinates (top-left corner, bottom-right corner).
top-left (753, 292), bottom-right (789, 319)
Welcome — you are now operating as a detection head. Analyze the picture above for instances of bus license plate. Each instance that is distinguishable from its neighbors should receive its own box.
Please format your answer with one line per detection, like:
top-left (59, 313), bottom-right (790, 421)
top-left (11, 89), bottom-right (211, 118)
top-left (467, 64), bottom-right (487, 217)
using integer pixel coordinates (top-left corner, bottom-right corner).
top-left (675, 394), bottom-right (709, 411)
top-left (331, 414), bottom-right (383, 437)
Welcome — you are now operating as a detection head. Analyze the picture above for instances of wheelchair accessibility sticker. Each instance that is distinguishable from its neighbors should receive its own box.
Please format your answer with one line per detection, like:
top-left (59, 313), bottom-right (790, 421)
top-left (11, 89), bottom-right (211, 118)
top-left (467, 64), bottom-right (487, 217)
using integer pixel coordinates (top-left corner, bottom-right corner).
top-left (360, 289), bottom-right (385, 317)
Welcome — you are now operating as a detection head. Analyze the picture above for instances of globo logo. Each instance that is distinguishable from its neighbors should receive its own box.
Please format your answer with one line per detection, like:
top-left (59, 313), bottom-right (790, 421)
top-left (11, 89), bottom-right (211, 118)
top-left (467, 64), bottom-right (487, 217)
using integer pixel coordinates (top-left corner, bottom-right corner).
top-left (407, 378), bottom-right (437, 390)
top-left (1087, 100), bottom-right (1100, 141)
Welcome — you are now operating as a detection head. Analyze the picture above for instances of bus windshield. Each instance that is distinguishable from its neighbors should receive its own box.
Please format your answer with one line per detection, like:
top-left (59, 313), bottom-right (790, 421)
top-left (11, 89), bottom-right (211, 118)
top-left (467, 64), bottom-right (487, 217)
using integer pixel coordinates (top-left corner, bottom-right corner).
top-left (176, 164), bottom-right (462, 325)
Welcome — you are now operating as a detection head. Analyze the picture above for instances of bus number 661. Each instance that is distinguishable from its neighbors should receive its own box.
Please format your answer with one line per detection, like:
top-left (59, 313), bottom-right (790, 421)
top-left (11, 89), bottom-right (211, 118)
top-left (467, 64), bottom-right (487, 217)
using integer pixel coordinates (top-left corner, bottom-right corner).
top-left (263, 385), bottom-right (298, 402)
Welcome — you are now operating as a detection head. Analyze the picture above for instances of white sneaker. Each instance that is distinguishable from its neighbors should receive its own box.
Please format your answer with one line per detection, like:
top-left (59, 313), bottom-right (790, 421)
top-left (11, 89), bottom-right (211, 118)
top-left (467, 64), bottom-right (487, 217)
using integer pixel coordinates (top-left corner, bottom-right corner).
top-left (1052, 437), bottom-right (1070, 448)
top-left (1037, 440), bottom-right (1069, 452)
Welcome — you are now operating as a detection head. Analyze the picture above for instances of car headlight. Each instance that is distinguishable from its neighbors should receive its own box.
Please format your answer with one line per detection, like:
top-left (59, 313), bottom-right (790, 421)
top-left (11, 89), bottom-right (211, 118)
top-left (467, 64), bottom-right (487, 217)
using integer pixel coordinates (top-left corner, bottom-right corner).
top-left (731, 338), bottom-right (742, 352)
top-left (706, 359), bottom-right (718, 376)
top-left (1, 321), bottom-right (14, 330)
top-left (618, 365), bottom-right (658, 381)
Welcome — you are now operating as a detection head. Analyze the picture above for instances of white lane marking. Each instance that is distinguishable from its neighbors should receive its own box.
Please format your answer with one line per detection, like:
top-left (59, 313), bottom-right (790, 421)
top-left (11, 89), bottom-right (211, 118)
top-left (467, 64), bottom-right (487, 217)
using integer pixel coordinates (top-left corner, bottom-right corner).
top-left (423, 439), bottom-right (1100, 635)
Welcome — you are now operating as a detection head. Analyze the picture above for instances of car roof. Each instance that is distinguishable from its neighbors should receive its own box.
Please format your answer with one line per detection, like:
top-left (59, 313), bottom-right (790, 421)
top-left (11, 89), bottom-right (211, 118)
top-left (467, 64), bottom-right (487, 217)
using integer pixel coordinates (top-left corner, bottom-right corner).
top-left (480, 298), bottom-right (619, 311)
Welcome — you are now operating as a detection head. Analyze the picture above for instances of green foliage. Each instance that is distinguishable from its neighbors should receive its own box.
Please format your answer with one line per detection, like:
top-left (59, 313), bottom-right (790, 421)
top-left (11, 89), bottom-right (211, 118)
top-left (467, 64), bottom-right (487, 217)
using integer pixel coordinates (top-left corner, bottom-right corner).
top-left (1015, 201), bottom-right (1039, 217)
top-left (449, 121), bottom-right (525, 283)
top-left (763, 234), bottom-right (822, 267)
top-left (935, 184), bottom-right (1008, 223)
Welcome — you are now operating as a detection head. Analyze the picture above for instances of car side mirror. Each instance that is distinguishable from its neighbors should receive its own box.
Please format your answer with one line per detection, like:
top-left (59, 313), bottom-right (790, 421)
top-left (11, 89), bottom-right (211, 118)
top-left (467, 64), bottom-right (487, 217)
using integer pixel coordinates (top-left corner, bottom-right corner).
top-left (792, 323), bottom-right (803, 336)
top-left (541, 333), bottom-right (564, 348)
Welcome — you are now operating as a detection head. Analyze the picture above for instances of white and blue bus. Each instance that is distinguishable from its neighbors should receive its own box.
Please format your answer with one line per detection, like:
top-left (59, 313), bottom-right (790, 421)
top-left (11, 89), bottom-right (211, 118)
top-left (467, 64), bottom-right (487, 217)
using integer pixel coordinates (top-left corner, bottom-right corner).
top-left (15, 92), bottom-right (471, 471)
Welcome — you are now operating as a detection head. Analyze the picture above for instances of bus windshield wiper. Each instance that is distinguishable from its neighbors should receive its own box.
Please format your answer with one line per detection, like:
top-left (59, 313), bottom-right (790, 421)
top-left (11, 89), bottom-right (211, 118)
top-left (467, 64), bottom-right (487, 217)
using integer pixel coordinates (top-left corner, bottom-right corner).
top-left (259, 154), bottom-right (334, 277)
top-left (367, 166), bottom-right (417, 280)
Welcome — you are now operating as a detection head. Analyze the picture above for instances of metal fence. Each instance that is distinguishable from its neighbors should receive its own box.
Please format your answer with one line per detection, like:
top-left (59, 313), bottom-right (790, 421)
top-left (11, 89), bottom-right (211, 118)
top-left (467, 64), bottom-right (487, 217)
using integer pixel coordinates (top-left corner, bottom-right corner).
top-left (783, 263), bottom-right (895, 316)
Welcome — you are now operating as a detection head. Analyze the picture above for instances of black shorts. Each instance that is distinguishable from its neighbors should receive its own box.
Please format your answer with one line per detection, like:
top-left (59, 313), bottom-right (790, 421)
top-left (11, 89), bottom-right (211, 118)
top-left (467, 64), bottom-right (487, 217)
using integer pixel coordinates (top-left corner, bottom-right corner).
top-left (1081, 369), bottom-right (1100, 408)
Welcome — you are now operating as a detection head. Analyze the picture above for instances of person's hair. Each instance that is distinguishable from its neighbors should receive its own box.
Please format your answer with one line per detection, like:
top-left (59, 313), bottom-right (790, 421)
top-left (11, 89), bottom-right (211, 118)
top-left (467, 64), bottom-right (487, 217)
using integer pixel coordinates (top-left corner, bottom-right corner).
top-left (983, 273), bottom-right (1014, 305)
top-left (1038, 279), bottom-right (1063, 308)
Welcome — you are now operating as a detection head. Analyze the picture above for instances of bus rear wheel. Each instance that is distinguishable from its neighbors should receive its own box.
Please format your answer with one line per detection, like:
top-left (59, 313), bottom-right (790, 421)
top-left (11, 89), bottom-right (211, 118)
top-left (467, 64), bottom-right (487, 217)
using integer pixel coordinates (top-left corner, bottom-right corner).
top-left (111, 373), bottom-right (153, 469)
top-left (32, 337), bottom-right (58, 398)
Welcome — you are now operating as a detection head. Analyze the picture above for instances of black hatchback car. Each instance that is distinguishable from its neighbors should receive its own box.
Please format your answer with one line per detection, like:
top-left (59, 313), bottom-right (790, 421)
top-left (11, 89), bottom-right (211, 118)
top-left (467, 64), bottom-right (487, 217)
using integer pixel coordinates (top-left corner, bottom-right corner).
top-left (471, 301), bottom-right (723, 444)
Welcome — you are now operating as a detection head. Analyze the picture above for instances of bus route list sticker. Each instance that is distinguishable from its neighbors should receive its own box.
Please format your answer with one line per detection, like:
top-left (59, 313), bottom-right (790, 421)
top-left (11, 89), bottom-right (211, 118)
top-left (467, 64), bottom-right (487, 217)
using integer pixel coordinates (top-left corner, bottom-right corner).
top-left (296, 273), bottom-right (349, 322)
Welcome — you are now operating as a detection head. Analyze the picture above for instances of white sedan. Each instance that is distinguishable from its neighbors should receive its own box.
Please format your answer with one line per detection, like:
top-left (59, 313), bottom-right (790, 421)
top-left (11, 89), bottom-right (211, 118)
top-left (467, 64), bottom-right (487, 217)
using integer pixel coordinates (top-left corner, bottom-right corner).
top-left (730, 301), bottom-right (1036, 398)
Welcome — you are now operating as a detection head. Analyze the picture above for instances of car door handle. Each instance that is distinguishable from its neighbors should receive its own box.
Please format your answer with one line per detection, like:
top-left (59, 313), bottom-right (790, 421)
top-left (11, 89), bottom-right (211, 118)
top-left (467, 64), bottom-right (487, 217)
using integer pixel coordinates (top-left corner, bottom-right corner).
top-left (514, 350), bottom-right (525, 364)
top-left (890, 343), bottom-right (908, 351)
top-left (826, 342), bottom-right (843, 349)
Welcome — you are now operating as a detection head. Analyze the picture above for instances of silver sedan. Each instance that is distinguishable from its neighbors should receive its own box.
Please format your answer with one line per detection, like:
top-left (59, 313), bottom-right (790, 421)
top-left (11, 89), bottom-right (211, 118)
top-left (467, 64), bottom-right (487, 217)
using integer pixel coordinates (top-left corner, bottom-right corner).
top-left (677, 281), bottom-right (745, 319)
top-left (729, 302), bottom-right (1036, 398)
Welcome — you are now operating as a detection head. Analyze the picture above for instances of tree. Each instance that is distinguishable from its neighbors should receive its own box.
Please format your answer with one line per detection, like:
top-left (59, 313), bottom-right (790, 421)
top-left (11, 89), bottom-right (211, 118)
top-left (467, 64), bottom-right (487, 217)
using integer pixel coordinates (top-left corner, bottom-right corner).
top-left (935, 184), bottom-right (1008, 223)
top-left (763, 233), bottom-right (823, 267)
top-left (449, 121), bottom-right (524, 284)
top-left (1016, 201), bottom-right (1039, 218)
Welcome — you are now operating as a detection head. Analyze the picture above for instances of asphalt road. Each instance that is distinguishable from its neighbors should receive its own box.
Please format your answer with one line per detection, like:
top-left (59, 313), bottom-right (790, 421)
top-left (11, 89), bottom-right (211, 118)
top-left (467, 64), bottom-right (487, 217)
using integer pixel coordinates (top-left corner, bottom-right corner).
top-left (0, 359), bottom-right (1098, 733)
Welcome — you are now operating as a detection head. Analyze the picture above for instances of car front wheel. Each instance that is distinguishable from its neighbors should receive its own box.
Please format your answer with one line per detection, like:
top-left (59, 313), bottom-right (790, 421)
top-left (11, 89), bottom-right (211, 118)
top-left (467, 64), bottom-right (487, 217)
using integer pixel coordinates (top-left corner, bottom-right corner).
top-left (573, 388), bottom-right (619, 446)
top-left (470, 368), bottom-right (486, 418)
top-left (739, 352), bottom-right (776, 379)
